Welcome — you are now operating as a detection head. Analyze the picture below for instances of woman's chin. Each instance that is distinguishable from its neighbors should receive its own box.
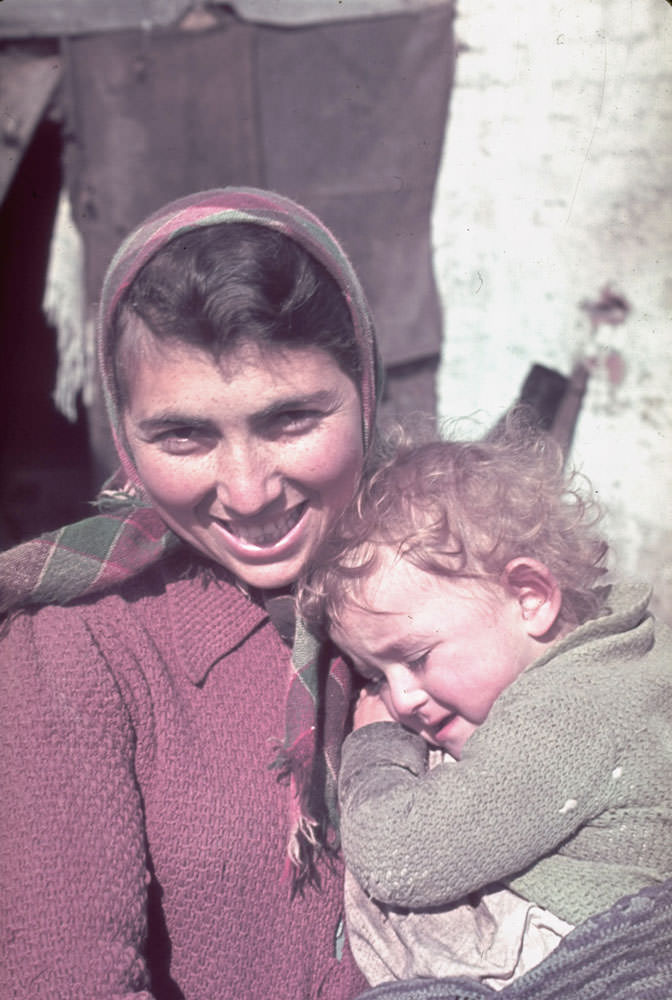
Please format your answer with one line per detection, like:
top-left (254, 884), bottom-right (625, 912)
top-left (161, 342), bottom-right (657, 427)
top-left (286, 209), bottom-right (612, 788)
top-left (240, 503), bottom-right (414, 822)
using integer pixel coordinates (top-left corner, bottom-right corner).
top-left (230, 559), bottom-right (303, 592)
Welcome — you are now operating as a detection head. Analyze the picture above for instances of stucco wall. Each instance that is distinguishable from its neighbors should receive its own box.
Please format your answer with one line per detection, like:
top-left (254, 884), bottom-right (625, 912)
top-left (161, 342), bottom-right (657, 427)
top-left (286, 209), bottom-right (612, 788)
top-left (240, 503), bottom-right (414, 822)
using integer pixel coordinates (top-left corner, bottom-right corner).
top-left (433, 0), bottom-right (672, 622)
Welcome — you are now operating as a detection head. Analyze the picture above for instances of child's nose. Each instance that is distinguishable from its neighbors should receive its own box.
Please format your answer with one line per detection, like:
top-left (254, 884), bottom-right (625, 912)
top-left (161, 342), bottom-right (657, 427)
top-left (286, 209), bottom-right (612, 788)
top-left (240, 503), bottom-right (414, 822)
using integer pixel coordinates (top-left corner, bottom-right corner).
top-left (387, 672), bottom-right (428, 719)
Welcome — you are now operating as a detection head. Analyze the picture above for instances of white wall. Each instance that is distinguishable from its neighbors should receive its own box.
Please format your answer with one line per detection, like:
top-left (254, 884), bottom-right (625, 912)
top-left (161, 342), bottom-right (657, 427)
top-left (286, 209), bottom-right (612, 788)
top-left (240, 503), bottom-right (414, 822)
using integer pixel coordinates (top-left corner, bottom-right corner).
top-left (433, 0), bottom-right (672, 622)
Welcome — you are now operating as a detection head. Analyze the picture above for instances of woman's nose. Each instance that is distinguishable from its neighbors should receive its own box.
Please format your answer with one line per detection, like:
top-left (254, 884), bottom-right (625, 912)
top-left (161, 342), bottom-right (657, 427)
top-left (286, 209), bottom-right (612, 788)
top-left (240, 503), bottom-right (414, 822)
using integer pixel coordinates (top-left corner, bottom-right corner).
top-left (214, 441), bottom-right (282, 517)
top-left (387, 671), bottom-right (428, 720)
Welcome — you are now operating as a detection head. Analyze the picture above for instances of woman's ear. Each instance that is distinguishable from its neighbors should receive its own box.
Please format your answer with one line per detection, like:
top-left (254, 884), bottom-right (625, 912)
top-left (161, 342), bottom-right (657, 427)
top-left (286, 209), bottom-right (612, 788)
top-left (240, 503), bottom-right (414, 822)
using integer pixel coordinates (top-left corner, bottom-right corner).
top-left (501, 557), bottom-right (562, 638)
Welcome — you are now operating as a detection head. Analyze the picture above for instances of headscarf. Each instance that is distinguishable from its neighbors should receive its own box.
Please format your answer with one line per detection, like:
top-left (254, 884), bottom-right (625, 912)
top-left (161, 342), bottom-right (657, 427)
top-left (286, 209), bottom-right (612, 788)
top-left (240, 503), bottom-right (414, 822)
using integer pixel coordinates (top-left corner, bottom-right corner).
top-left (99, 186), bottom-right (379, 483)
top-left (0, 187), bottom-right (382, 887)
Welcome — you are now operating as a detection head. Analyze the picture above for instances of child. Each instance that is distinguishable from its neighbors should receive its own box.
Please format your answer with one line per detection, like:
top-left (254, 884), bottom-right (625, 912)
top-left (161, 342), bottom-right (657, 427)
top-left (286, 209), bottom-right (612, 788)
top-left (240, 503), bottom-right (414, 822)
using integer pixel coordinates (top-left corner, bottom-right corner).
top-left (300, 416), bottom-right (672, 990)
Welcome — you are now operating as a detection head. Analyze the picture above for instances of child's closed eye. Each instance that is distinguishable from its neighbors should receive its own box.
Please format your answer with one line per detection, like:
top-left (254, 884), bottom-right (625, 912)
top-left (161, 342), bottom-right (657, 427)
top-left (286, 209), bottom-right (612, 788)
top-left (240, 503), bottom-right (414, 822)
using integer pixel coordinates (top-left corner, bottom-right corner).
top-left (407, 651), bottom-right (429, 672)
top-left (357, 666), bottom-right (387, 693)
top-left (366, 675), bottom-right (387, 694)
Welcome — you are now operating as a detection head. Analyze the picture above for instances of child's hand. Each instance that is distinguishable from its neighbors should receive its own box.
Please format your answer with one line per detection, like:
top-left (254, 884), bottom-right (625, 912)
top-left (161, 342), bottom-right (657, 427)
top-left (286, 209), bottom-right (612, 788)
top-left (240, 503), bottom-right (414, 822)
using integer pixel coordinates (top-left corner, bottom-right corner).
top-left (353, 686), bottom-right (397, 730)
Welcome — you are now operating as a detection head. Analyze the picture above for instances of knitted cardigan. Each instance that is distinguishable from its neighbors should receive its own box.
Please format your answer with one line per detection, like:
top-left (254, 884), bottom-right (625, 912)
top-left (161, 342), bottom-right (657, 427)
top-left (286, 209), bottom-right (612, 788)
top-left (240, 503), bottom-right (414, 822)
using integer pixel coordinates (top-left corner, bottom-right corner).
top-left (339, 582), bottom-right (672, 925)
top-left (0, 549), bottom-right (368, 999)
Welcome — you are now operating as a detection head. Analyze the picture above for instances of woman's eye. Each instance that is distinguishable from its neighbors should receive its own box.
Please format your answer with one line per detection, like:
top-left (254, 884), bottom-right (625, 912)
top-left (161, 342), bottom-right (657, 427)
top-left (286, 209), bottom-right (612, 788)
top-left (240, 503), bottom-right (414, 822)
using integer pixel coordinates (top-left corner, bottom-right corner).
top-left (153, 427), bottom-right (206, 454)
top-left (268, 409), bottom-right (322, 436)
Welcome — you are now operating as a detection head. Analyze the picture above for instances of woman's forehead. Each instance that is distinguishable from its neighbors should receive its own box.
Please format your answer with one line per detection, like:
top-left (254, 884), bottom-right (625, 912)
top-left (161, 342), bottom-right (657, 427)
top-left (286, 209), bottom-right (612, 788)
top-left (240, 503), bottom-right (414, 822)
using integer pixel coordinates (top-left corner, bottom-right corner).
top-left (120, 322), bottom-right (359, 416)
top-left (116, 314), bottom-right (357, 402)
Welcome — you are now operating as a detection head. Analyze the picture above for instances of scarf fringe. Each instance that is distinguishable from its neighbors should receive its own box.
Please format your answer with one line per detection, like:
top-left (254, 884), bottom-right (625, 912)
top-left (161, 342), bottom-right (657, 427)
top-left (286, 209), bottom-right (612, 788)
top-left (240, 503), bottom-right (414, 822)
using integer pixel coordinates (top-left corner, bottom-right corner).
top-left (95, 479), bottom-right (148, 513)
top-left (271, 738), bottom-right (337, 896)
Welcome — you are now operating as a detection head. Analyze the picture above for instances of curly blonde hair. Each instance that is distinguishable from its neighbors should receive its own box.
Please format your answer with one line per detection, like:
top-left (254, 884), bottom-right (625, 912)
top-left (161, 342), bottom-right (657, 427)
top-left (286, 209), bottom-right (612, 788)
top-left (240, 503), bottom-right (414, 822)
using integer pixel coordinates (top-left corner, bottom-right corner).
top-left (300, 410), bottom-right (609, 634)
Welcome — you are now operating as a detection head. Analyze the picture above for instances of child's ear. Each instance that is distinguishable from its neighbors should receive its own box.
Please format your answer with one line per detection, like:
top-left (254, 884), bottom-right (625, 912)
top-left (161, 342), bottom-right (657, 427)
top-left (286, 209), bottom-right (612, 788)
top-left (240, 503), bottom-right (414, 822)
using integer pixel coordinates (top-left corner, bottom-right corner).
top-left (501, 557), bottom-right (562, 638)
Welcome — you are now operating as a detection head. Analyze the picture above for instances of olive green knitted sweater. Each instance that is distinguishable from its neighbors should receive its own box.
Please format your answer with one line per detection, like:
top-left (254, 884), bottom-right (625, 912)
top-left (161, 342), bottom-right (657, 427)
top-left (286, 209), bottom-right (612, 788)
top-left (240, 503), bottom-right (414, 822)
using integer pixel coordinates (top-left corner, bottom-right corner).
top-left (339, 582), bottom-right (672, 925)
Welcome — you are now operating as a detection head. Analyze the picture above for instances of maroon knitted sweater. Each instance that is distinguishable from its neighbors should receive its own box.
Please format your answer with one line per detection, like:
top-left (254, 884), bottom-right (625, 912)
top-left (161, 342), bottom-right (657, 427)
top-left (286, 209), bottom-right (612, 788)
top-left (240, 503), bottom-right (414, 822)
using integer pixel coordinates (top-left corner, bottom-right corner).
top-left (0, 552), bottom-right (368, 999)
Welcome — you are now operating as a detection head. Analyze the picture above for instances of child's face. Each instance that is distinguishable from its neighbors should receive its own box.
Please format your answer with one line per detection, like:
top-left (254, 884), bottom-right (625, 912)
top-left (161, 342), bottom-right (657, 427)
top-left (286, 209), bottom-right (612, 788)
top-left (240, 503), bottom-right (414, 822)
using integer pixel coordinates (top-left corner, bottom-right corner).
top-left (331, 553), bottom-right (543, 759)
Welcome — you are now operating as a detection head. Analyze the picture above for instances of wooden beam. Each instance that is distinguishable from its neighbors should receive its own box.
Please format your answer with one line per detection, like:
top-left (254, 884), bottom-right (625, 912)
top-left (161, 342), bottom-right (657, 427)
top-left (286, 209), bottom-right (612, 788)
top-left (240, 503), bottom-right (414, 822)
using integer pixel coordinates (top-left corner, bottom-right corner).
top-left (0, 49), bottom-right (62, 204)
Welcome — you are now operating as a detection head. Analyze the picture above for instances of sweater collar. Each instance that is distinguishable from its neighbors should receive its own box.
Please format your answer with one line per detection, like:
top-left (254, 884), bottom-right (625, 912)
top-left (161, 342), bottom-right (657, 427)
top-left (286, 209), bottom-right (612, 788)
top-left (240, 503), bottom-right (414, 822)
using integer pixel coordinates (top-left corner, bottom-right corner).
top-left (163, 562), bottom-right (271, 685)
top-left (529, 580), bottom-right (653, 673)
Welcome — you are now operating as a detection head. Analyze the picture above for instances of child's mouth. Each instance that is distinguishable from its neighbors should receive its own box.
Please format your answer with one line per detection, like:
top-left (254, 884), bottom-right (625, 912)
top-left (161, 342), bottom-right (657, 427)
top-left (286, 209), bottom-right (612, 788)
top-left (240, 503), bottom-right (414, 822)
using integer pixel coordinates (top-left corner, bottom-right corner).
top-left (432, 713), bottom-right (457, 744)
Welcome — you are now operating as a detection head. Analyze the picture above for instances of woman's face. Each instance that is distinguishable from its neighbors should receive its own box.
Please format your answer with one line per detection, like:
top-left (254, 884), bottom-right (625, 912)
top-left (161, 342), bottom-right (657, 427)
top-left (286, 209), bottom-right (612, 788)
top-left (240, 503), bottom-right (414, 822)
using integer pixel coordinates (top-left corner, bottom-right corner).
top-left (121, 324), bottom-right (365, 590)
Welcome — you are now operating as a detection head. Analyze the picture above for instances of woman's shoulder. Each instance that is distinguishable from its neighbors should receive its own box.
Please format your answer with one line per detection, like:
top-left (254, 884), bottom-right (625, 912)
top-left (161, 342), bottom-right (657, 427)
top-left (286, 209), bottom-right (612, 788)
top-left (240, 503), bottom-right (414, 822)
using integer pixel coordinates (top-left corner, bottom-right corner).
top-left (0, 551), bottom-right (183, 695)
top-left (1, 552), bottom-right (168, 640)
top-left (2, 547), bottom-right (227, 632)
top-left (1, 549), bottom-right (273, 695)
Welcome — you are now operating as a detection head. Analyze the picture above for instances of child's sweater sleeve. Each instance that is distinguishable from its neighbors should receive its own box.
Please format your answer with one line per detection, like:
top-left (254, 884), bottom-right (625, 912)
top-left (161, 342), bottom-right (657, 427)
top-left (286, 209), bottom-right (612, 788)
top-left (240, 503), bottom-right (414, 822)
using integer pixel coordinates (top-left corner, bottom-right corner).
top-left (0, 607), bottom-right (154, 998)
top-left (338, 677), bottom-right (617, 911)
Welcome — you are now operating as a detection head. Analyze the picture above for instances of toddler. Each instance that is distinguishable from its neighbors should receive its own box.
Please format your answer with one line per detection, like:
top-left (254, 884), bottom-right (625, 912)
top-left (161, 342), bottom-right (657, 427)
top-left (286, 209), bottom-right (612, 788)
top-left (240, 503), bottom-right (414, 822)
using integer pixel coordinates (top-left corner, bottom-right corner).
top-left (300, 416), bottom-right (672, 990)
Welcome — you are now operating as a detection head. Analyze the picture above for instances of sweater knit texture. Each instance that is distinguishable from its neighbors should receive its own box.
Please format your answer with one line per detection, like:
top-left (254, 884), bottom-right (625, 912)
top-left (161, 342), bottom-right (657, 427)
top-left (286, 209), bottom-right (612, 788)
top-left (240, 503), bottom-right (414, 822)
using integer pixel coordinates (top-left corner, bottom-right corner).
top-left (0, 550), bottom-right (368, 999)
top-left (339, 582), bottom-right (672, 926)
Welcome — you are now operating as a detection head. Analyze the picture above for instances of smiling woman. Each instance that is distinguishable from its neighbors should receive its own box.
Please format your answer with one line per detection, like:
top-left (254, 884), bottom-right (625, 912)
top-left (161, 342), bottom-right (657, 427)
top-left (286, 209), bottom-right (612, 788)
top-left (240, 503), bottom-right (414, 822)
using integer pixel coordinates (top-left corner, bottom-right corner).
top-left (122, 334), bottom-right (364, 589)
top-left (0, 188), bottom-right (380, 1000)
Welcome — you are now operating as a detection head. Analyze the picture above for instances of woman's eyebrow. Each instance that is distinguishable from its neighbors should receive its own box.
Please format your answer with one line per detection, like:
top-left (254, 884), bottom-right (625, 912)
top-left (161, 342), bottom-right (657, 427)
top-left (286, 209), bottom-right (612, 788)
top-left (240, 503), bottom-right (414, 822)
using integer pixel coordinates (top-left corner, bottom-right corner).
top-left (135, 413), bottom-right (215, 434)
top-left (252, 389), bottom-right (337, 420)
top-left (133, 390), bottom-right (338, 434)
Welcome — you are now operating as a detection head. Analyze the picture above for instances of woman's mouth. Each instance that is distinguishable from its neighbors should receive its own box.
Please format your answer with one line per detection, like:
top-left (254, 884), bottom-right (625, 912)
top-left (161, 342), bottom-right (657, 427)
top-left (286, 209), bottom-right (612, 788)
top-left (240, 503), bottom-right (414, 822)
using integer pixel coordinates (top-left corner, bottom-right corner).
top-left (217, 502), bottom-right (308, 549)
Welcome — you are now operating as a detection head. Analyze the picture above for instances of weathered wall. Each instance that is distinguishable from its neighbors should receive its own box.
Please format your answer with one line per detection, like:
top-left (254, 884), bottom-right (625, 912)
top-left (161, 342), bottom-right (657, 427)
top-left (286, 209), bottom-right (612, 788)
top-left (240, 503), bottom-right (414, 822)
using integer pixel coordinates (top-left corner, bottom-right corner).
top-left (433, 0), bottom-right (672, 621)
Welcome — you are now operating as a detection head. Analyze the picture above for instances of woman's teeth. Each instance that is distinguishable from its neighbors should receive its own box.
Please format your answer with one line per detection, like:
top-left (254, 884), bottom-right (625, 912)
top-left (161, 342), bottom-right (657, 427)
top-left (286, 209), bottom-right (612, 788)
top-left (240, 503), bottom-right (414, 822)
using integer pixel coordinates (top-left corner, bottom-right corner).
top-left (224, 504), bottom-right (305, 547)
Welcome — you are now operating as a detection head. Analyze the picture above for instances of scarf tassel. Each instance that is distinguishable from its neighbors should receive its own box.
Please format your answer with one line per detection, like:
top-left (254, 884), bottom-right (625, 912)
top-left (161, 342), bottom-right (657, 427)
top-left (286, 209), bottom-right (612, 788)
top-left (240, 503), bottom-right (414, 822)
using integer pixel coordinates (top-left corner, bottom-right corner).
top-left (270, 736), bottom-right (338, 897)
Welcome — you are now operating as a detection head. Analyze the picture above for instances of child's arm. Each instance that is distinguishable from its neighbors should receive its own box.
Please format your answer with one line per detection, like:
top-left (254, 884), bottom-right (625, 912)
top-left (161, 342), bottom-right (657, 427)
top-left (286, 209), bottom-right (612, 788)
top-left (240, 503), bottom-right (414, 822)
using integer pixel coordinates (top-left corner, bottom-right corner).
top-left (339, 674), bottom-right (617, 912)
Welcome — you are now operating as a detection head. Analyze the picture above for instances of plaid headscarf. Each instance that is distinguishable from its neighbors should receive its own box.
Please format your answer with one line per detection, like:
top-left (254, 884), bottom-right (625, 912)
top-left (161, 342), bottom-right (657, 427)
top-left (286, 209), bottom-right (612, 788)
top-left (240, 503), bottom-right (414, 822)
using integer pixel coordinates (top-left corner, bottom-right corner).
top-left (0, 187), bottom-right (381, 888)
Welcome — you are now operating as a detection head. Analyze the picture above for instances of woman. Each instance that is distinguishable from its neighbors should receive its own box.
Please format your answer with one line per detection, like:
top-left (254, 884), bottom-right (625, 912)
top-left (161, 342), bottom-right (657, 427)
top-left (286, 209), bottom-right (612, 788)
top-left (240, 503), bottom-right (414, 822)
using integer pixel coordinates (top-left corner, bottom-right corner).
top-left (0, 188), bottom-right (380, 999)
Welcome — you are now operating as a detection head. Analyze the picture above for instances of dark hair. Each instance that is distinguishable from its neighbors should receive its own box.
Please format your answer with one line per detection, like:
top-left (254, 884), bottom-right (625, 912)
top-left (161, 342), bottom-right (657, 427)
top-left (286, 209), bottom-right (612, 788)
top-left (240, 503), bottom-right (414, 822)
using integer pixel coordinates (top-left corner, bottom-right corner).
top-left (300, 411), bottom-right (610, 634)
top-left (111, 222), bottom-right (361, 404)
